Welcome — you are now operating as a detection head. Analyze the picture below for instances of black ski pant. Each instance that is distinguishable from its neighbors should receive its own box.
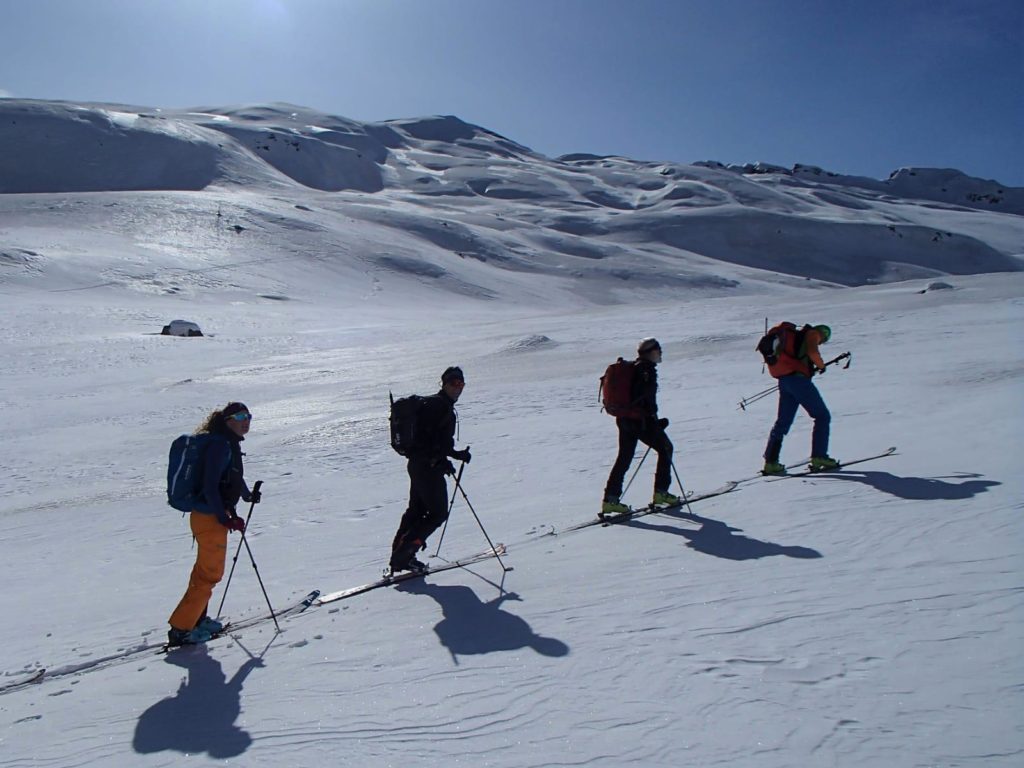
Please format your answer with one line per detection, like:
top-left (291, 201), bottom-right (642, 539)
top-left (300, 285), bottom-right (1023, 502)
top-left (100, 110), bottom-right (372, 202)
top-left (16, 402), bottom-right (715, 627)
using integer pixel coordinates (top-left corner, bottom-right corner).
top-left (604, 418), bottom-right (674, 501)
top-left (392, 459), bottom-right (450, 554)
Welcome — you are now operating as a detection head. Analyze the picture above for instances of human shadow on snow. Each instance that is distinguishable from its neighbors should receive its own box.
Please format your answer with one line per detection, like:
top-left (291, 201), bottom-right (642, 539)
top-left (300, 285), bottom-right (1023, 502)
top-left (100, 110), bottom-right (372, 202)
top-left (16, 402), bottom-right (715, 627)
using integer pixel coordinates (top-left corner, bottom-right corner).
top-left (397, 580), bottom-right (569, 664)
top-left (789, 470), bottom-right (1000, 500)
top-left (628, 509), bottom-right (823, 561)
top-left (132, 645), bottom-right (261, 759)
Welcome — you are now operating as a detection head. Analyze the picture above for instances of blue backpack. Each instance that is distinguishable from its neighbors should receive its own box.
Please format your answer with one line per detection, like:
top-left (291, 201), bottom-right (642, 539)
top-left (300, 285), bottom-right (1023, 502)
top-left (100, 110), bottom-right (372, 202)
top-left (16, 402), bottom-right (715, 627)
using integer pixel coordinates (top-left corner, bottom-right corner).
top-left (167, 433), bottom-right (222, 512)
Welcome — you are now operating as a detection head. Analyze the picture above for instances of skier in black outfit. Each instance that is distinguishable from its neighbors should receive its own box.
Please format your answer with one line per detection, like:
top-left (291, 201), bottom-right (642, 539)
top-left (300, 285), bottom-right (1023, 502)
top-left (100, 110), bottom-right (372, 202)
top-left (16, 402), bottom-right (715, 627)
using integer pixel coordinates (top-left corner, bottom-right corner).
top-left (601, 338), bottom-right (681, 515)
top-left (390, 366), bottom-right (472, 572)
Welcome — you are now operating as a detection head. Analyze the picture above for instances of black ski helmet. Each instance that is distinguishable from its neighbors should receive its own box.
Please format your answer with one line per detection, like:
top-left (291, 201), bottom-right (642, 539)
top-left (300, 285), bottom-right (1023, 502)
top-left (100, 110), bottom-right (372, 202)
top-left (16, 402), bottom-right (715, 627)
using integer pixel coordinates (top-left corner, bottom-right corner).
top-left (441, 366), bottom-right (465, 384)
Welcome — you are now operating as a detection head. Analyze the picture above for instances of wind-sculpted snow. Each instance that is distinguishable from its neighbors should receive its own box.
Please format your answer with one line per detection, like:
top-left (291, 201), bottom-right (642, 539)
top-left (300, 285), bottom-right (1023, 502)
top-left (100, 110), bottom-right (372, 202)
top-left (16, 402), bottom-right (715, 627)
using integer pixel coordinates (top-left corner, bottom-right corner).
top-left (1, 98), bottom-right (1021, 297)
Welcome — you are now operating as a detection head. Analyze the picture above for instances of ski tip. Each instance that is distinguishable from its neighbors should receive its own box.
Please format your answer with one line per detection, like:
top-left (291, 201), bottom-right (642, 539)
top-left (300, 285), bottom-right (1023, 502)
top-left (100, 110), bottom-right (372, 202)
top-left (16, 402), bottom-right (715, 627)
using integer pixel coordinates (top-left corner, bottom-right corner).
top-left (23, 669), bottom-right (46, 685)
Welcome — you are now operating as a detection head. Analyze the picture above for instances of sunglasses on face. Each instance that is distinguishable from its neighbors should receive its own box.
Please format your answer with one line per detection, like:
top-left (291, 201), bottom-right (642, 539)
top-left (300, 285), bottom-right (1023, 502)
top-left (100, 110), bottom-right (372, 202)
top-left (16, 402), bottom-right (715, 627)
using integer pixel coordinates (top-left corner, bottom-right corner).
top-left (447, 379), bottom-right (465, 387)
top-left (227, 412), bottom-right (252, 421)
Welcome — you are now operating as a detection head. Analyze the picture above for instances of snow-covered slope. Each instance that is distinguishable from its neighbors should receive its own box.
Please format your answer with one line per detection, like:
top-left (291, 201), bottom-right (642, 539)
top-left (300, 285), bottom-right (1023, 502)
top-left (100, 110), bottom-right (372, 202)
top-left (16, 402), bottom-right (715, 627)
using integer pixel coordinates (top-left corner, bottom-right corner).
top-left (0, 270), bottom-right (1021, 767)
top-left (2, 99), bottom-right (1021, 300)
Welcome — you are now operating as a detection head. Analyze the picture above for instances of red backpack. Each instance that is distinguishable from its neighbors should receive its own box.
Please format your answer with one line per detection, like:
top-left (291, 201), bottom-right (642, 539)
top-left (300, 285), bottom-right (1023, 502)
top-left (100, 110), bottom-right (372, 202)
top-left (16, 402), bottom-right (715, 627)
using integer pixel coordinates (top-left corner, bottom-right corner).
top-left (599, 358), bottom-right (644, 418)
top-left (756, 321), bottom-right (811, 378)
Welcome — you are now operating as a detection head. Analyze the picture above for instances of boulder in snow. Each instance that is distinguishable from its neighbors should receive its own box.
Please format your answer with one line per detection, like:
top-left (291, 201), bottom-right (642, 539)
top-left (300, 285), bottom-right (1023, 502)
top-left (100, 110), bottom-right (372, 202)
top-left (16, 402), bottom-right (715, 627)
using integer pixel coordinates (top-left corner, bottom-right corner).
top-left (161, 319), bottom-right (204, 337)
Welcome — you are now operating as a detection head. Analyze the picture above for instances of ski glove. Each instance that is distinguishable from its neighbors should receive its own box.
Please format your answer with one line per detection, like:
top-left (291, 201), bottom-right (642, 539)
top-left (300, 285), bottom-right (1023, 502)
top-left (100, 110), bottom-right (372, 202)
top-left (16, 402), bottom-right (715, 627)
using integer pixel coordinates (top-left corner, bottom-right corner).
top-left (451, 448), bottom-right (472, 464)
top-left (226, 516), bottom-right (246, 533)
top-left (816, 366), bottom-right (827, 375)
top-left (443, 460), bottom-right (457, 477)
top-left (245, 488), bottom-right (262, 504)
top-left (658, 417), bottom-right (670, 430)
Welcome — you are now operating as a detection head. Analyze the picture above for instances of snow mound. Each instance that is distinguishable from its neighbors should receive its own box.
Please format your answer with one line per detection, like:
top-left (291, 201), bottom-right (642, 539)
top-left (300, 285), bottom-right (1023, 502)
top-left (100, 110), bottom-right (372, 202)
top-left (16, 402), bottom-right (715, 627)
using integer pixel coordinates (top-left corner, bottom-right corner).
top-left (501, 335), bottom-right (558, 353)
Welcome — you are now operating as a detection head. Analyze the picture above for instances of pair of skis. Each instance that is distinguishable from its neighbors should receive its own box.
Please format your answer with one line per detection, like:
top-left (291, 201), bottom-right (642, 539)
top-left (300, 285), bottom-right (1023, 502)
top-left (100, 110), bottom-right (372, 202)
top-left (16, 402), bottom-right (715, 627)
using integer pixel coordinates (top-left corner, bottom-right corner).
top-left (316, 544), bottom-right (508, 605)
top-left (591, 446), bottom-right (898, 526)
top-left (160, 589), bottom-right (322, 653)
top-left (0, 589), bottom-right (321, 697)
top-left (589, 482), bottom-right (740, 527)
top-left (756, 446), bottom-right (897, 483)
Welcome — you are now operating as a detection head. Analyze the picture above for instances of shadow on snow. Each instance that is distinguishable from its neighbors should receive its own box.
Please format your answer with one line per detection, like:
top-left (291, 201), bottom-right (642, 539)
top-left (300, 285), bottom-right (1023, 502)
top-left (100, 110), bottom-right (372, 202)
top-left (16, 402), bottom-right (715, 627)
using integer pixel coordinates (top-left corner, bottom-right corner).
top-left (629, 509), bottom-right (823, 561)
top-left (791, 471), bottom-right (1000, 500)
top-left (397, 580), bottom-right (569, 664)
top-left (132, 644), bottom-right (262, 759)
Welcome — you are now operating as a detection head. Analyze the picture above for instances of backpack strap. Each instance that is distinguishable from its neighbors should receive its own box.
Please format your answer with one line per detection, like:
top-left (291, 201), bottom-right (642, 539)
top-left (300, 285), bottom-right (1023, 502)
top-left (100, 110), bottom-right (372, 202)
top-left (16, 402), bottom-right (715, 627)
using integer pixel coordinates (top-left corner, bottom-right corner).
top-left (794, 324), bottom-right (815, 361)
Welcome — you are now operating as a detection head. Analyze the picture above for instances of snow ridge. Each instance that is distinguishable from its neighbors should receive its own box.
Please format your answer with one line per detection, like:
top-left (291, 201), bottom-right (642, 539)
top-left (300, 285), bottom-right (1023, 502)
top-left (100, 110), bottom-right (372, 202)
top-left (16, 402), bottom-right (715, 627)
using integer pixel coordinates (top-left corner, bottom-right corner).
top-left (1, 98), bottom-right (1021, 300)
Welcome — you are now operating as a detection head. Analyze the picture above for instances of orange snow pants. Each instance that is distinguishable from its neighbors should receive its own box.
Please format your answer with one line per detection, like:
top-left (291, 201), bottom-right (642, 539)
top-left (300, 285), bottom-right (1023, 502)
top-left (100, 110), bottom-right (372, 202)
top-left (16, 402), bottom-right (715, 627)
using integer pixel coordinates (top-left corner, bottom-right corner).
top-left (168, 512), bottom-right (228, 631)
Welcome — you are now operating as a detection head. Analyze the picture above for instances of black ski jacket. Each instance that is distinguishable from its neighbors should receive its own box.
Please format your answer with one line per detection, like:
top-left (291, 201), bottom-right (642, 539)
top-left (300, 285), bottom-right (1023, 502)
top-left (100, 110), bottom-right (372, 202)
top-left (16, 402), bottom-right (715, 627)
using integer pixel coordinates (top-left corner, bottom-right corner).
top-left (407, 390), bottom-right (457, 467)
top-left (631, 359), bottom-right (660, 421)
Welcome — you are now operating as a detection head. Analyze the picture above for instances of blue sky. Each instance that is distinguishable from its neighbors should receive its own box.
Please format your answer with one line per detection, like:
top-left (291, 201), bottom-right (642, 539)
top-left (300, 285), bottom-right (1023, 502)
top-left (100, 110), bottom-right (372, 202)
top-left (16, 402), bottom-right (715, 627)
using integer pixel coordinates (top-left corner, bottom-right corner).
top-left (2, 0), bottom-right (1021, 184)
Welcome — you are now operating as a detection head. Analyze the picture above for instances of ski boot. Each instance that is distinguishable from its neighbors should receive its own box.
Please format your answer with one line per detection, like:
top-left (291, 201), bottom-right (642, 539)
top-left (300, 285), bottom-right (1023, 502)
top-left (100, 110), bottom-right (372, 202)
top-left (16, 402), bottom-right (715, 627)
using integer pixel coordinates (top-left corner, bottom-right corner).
top-left (406, 556), bottom-right (428, 573)
top-left (389, 537), bottom-right (425, 573)
top-left (652, 490), bottom-right (683, 508)
top-left (600, 496), bottom-right (630, 518)
top-left (195, 616), bottom-right (224, 635)
top-left (167, 626), bottom-right (214, 647)
top-left (809, 456), bottom-right (841, 472)
top-left (761, 461), bottom-right (786, 476)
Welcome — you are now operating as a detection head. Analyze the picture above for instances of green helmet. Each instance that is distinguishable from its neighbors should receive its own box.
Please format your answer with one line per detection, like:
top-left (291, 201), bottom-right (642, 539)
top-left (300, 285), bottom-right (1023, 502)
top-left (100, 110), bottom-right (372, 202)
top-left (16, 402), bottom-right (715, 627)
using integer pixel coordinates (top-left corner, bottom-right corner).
top-left (814, 324), bottom-right (832, 343)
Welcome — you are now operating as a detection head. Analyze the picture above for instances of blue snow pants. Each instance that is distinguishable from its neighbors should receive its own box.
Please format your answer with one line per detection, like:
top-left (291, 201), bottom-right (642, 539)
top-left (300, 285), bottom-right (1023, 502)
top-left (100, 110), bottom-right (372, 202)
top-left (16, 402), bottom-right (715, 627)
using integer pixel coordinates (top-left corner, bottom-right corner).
top-left (768, 374), bottom-right (831, 458)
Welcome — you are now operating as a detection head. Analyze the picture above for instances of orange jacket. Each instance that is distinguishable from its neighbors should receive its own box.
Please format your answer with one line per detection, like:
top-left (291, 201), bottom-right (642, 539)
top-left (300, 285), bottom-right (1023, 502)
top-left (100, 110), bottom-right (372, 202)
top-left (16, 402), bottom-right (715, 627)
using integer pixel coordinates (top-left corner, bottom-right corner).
top-left (768, 327), bottom-right (826, 378)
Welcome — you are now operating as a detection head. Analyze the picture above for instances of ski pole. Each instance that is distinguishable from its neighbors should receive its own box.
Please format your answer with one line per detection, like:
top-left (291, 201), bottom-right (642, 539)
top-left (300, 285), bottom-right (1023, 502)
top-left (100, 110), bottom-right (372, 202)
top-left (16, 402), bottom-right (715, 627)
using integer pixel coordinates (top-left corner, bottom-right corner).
top-left (433, 461), bottom-right (466, 557)
top-left (238, 530), bottom-right (280, 632)
top-left (217, 480), bottom-right (263, 619)
top-left (451, 481), bottom-right (511, 572)
top-left (621, 446), bottom-right (651, 498)
top-left (738, 384), bottom-right (778, 411)
top-left (760, 316), bottom-right (768, 375)
top-left (740, 353), bottom-right (851, 410)
top-left (823, 352), bottom-right (852, 369)
top-left (670, 460), bottom-right (696, 516)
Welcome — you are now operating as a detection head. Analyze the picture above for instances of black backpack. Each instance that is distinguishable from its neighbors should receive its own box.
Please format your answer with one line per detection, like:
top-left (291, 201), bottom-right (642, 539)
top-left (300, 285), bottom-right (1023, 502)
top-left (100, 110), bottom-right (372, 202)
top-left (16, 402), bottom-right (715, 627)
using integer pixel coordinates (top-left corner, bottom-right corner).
top-left (389, 393), bottom-right (426, 456)
top-left (756, 321), bottom-right (810, 367)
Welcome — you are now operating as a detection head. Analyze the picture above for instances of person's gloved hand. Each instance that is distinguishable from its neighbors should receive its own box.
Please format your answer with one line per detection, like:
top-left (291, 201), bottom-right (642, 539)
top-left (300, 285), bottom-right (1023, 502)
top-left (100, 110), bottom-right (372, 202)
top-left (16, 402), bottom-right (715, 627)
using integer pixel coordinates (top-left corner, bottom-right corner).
top-left (443, 460), bottom-right (457, 476)
top-left (246, 488), bottom-right (262, 504)
top-left (451, 448), bottom-right (472, 464)
top-left (658, 417), bottom-right (670, 430)
top-left (226, 515), bottom-right (246, 533)
top-left (816, 366), bottom-right (827, 375)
